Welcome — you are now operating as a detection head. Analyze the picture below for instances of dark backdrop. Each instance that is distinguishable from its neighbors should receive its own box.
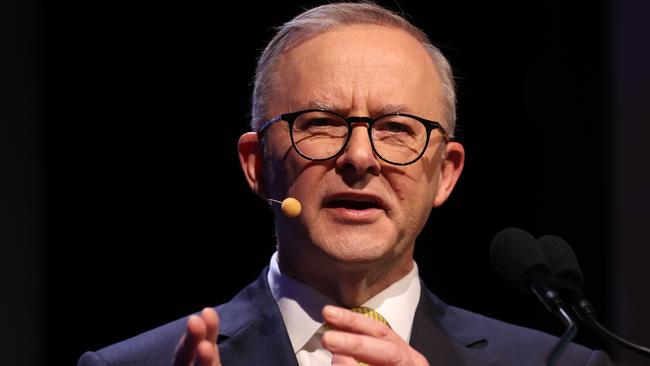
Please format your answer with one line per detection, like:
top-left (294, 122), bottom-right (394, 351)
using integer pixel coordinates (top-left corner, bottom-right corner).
top-left (3, 0), bottom-right (649, 365)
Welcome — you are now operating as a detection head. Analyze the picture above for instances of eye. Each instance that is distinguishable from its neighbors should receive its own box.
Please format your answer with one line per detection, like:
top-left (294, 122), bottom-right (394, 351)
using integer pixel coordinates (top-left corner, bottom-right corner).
top-left (294, 112), bottom-right (346, 132)
top-left (384, 122), bottom-right (410, 133)
top-left (375, 120), bottom-right (415, 135)
top-left (305, 117), bottom-right (338, 127)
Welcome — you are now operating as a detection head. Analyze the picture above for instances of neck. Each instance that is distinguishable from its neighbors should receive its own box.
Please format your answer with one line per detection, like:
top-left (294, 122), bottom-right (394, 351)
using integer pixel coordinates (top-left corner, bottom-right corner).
top-left (277, 245), bottom-right (414, 307)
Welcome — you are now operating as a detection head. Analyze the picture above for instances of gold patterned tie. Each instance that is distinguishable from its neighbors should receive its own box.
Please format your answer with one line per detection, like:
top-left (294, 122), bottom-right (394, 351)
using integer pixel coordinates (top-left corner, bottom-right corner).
top-left (348, 307), bottom-right (391, 327)
top-left (325, 306), bottom-right (391, 366)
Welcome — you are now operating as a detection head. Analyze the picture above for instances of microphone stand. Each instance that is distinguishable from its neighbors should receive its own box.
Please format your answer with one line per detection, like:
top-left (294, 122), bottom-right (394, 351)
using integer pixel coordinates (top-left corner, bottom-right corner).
top-left (527, 275), bottom-right (579, 366)
top-left (546, 306), bottom-right (578, 366)
top-left (535, 234), bottom-right (650, 360)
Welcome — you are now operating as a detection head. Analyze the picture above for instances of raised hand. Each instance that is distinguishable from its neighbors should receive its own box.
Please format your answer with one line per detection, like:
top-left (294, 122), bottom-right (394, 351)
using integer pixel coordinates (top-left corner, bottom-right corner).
top-left (173, 307), bottom-right (222, 366)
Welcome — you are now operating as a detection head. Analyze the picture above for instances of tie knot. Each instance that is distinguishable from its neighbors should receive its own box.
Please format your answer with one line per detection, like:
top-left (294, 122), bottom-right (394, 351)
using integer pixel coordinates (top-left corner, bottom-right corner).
top-left (347, 307), bottom-right (391, 328)
top-left (323, 307), bottom-right (391, 331)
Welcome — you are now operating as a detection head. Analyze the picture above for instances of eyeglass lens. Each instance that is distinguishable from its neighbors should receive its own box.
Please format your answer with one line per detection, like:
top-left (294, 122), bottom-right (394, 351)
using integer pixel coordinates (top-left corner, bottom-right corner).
top-left (292, 110), bottom-right (428, 164)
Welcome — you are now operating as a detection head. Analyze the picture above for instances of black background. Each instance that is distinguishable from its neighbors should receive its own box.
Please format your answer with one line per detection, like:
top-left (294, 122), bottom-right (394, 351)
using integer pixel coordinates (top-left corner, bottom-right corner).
top-left (4, 0), bottom-right (650, 365)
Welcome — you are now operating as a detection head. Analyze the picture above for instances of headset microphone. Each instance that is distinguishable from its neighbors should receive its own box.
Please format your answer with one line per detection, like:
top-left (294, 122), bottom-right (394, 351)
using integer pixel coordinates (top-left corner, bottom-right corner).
top-left (268, 197), bottom-right (302, 218)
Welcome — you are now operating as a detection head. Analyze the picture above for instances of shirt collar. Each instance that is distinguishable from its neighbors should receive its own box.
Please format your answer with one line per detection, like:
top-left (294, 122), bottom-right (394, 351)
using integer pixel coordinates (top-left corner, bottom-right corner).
top-left (361, 262), bottom-right (421, 343)
top-left (267, 252), bottom-right (331, 353)
top-left (267, 252), bottom-right (421, 353)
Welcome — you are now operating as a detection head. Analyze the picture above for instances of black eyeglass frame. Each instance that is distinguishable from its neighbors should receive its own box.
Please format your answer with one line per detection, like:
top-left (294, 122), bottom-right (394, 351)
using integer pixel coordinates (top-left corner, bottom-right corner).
top-left (257, 109), bottom-right (451, 166)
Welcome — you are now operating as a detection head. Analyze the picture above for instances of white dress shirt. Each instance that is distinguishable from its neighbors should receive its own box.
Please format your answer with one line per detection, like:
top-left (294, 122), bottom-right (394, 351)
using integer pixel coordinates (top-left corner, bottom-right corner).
top-left (267, 252), bottom-right (421, 366)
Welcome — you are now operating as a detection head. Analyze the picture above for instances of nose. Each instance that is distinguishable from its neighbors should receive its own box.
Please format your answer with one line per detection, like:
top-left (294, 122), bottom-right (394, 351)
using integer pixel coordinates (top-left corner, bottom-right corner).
top-left (335, 123), bottom-right (381, 178)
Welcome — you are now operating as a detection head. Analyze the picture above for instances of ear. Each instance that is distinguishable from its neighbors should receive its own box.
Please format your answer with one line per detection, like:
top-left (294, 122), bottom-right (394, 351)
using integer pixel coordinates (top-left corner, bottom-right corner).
top-left (432, 141), bottom-right (465, 207)
top-left (238, 132), bottom-right (267, 199)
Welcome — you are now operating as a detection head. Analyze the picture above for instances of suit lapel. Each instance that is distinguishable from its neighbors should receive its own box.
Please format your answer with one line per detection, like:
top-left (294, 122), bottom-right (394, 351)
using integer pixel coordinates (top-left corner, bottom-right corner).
top-left (409, 284), bottom-right (471, 365)
top-left (216, 268), bottom-right (299, 366)
top-left (214, 270), bottom-right (492, 365)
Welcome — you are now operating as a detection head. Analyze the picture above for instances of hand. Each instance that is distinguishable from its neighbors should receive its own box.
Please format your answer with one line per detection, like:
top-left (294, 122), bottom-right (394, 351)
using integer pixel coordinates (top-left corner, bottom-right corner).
top-left (321, 305), bottom-right (429, 366)
top-left (173, 307), bottom-right (222, 366)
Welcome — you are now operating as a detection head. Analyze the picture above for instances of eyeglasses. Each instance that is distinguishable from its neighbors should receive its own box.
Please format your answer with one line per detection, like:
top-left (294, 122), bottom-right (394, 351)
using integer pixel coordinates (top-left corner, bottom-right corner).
top-left (257, 109), bottom-right (450, 166)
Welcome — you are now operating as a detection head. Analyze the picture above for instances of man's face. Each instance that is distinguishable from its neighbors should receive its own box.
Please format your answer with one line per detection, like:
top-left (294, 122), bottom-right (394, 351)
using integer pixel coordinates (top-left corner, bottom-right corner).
top-left (246, 25), bottom-right (463, 276)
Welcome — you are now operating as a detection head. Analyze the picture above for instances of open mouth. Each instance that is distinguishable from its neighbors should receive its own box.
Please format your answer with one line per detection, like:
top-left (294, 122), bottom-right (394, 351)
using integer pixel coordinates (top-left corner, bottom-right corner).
top-left (322, 194), bottom-right (385, 222)
top-left (323, 191), bottom-right (386, 211)
top-left (324, 199), bottom-right (382, 210)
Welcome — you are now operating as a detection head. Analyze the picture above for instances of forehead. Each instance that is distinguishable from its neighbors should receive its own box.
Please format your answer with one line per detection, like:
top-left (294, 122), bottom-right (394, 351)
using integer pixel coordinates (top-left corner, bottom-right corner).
top-left (270, 25), bottom-right (443, 118)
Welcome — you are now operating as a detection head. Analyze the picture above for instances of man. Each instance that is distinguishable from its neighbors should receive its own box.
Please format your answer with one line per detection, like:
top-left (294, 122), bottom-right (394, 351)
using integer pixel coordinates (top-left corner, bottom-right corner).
top-left (79, 3), bottom-right (611, 365)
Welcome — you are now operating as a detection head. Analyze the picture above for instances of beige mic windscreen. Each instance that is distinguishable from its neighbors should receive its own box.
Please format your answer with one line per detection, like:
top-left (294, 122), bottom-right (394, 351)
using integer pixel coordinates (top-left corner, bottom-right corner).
top-left (268, 197), bottom-right (301, 218)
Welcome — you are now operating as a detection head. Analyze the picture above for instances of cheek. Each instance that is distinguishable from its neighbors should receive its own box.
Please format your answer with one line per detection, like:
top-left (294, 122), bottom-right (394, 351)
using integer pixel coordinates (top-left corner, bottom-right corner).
top-left (269, 154), bottom-right (329, 205)
top-left (288, 167), bottom-right (319, 197)
top-left (388, 164), bottom-right (439, 212)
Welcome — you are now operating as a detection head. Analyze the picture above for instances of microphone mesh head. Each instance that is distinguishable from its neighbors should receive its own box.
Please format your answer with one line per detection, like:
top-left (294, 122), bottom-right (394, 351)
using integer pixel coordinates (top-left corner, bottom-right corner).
top-left (537, 235), bottom-right (584, 289)
top-left (490, 227), bottom-right (550, 292)
top-left (281, 197), bottom-right (302, 218)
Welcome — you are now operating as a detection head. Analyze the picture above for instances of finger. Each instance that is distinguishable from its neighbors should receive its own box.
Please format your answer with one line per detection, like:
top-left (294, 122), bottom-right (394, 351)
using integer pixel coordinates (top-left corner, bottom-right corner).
top-left (173, 315), bottom-right (207, 366)
top-left (322, 306), bottom-right (394, 340)
top-left (195, 339), bottom-right (219, 366)
top-left (212, 338), bottom-right (222, 366)
top-left (322, 330), bottom-right (406, 366)
top-left (331, 353), bottom-right (358, 366)
top-left (201, 308), bottom-right (219, 344)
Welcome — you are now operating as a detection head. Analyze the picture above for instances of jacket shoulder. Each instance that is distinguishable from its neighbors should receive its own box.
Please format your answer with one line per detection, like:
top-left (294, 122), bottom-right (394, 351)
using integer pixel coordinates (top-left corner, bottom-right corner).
top-left (77, 315), bottom-right (188, 366)
top-left (77, 271), bottom-right (272, 366)
top-left (434, 294), bottom-right (611, 365)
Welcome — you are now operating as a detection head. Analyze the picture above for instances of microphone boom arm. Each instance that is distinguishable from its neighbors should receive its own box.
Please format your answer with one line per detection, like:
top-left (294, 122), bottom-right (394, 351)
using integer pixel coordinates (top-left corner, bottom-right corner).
top-left (546, 306), bottom-right (579, 366)
top-left (574, 299), bottom-right (650, 357)
top-left (528, 275), bottom-right (579, 366)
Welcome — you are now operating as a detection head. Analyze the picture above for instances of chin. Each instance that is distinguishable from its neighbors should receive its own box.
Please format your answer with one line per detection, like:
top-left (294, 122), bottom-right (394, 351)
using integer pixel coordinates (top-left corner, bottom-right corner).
top-left (313, 231), bottom-right (394, 264)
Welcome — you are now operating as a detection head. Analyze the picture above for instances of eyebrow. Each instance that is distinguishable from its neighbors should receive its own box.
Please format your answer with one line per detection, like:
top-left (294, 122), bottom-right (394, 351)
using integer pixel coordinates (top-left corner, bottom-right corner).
top-left (375, 103), bottom-right (412, 116)
top-left (303, 100), bottom-right (413, 117)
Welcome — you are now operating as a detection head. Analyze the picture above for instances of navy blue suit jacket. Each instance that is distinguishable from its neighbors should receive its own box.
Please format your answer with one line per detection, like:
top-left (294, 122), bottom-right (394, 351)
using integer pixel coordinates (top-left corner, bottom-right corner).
top-left (78, 268), bottom-right (611, 365)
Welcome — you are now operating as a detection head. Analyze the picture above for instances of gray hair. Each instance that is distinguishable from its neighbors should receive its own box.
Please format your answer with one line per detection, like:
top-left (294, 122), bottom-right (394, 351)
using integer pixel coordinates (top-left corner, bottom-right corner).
top-left (251, 2), bottom-right (457, 136)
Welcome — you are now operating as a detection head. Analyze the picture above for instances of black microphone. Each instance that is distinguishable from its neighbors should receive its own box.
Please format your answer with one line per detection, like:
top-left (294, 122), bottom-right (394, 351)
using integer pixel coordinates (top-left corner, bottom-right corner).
top-left (536, 235), bottom-right (586, 306)
top-left (490, 228), bottom-right (578, 366)
top-left (491, 228), bottom-right (565, 313)
top-left (537, 235), bottom-right (650, 358)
